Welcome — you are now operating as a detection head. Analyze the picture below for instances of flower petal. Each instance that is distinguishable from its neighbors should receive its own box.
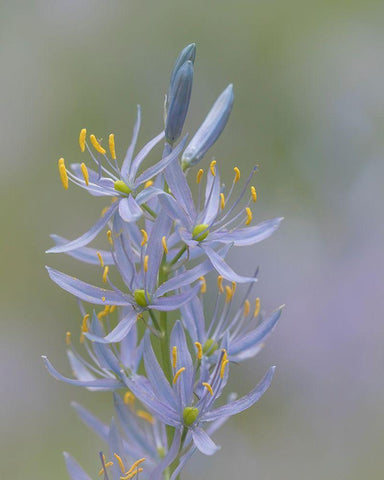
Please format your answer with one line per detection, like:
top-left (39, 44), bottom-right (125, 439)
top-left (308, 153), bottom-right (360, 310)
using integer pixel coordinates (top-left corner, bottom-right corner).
top-left (210, 217), bottom-right (283, 246)
top-left (170, 321), bottom-right (194, 408)
top-left (119, 195), bottom-right (142, 222)
top-left (71, 402), bottom-right (109, 443)
top-left (129, 130), bottom-right (165, 184)
top-left (121, 105), bottom-right (142, 182)
top-left (63, 452), bottom-right (92, 480)
top-left (150, 428), bottom-right (182, 480)
top-left (50, 235), bottom-right (114, 265)
top-left (191, 427), bottom-right (220, 455)
top-left (86, 309), bottom-right (137, 343)
top-left (152, 283), bottom-right (200, 311)
top-left (165, 156), bottom-right (196, 222)
top-left (203, 246), bottom-right (258, 283)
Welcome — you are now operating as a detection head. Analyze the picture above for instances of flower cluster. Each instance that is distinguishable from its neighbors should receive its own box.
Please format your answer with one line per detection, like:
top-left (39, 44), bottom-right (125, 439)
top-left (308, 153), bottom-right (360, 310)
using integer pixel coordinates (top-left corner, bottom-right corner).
top-left (44, 44), bottom-right (283, 480)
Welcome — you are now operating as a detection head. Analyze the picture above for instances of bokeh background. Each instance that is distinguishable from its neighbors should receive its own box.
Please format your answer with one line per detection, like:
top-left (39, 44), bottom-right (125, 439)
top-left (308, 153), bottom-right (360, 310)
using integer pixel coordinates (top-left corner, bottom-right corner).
top-left (1, 1), bottom-right (384, 479)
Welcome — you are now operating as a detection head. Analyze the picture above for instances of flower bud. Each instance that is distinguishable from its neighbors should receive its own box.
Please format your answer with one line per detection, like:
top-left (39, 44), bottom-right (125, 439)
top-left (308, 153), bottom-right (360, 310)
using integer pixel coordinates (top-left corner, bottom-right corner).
top-left (181, 84), bottom-right (234, 169)
top-left (168, 43), bottom-right (196, 103)
top-left (165, 60), bottom-right (194, 144)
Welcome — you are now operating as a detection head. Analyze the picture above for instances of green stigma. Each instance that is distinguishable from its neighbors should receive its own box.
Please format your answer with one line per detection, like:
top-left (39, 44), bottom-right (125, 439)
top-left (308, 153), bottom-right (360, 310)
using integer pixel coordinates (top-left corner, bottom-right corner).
top-left (134, 289), bottom-right (149, 307)
top-left (114, 180), bottom-right (132, 195)
top-left (183, 406), bottom-right (199, 426)
top-left (203, 338), bottom-right (218, 356)
top-left (192, 224), bottom-right (209, 242)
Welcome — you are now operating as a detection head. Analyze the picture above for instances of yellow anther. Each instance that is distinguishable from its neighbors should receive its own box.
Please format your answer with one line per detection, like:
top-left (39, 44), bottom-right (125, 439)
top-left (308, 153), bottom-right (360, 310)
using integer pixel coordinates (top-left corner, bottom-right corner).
top-left (221, 348), bottom-right (228, 362)
top-left (121, 467), bottom-right (144, 480)
top-left (107, 230), bottom-right (113, 245)
top-left (124, 458), bottom-right (146, 476)
top-left (140, 229), bottom-right (148, 246)
top-left (143, 255), bottom-right (149, 272)
top-left (195, 341), bottom-right (203, 360)
top-left (210, 160), bottom-right (217, 176)
top-left (196, 168), bottom-right (204, 184)
top-left (225, 285), bottom-right (233, 303)
top-left (111, 196), bottom-right (118, 203)
top-left (102, 266), bottom-right (109, 283)
top-left (172, 346), bottom-right (177, 369)
top-left (217, 275), bottom-right (224, 293)
top-left (58, 157), bottom-right (68, 190)
top-left (65, 331), bottom-right (71, 346)
top-left (110, 304), bottom-right (117, 313)
top-left (109, 133), bottom-right (116, 160)
top-left (102, 296), bottom-right (106, 302)
top-left (254, 297), bottom-right (260, 317)
top-left (243, 299), bottom-right (250, 317)
top-left (220, 359), bottom-right (229, 379)
top-left (220, 192), bottom-right (225, 210)
top-left (114, 453), bottom-right (126, 474)
top-left (202, 382), bottom-right (214, 396)
top-left (251, 186), bottom-right (257, 203)
top-left (98, 305), bottom-right (110, 320)
top-left (233, 166), bottom-right (241, 183)
top-left (136, 410), bottom-right (154, 424)
top-left (173, 367), bottom-right (186, 384)
top-left (144, 180), bottom-right (153, 188)
top-left (101, 206), bottom-right (109, 218)
top-left (97, 252), bottom-right (104, 267)
top-left (231, 281), bottom-right (237, 295)
top-left (90, 134), bottom-right (106, 154)
top-left (245, 207), bottom-right (252, 225)
top-left (81, 314), bottom-right (90, 332)
top-left (98, 461), bottom-right (113, 477)
top-left (161, 236), bottom-right (168, 254)
top-left (124, 391), bottom-right (135, 409)
top-left (80, 162), bottom-right (89, 186)
top-left (199, 276), bottom-right (207, 294)
top-left (79, 128), bottom-right (87, 152)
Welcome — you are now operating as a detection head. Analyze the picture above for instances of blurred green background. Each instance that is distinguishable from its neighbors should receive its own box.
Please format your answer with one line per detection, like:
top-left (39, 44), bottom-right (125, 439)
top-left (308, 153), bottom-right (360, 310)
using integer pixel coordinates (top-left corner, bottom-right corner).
top-left (1, 1), bottom-right (384, 479)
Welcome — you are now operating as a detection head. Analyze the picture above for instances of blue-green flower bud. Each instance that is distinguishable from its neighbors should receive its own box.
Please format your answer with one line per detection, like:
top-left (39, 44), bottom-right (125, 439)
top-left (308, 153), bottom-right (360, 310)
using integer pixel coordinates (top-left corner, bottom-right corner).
top-left (181, 84), bottom-right (234, 169)
top-left (168, 43), bottom-right (196, 102)
top-left (183, 406), bottom-right (199, 426)
top-left (165, 60), bottom-right (194, 144)
top-left (192, 224), bottom-right (209, 242)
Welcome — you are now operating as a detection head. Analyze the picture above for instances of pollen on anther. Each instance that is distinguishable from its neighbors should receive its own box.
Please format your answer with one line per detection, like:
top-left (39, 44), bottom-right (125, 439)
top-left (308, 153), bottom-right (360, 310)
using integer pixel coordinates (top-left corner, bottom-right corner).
top-left (243, 299), bottom-right (250, 317)
top-left (225, 285), bottom-right (233, 303)
top-left (173, 367), bottom-right (186, 384)
top-left (109, 133), bottom-right (116, 160)
top-left (58, 157), bottom-right (68, 190)
top-left (143, 255), bottom-right (149, 272)
top-left (140, 229), bottom-right (148, 246)
top-left (81, 314), bottom-right (90, 333)
top-left (79, 128), bottom-right (87, 152)
top-left (220, 193), bottom-right (225, 210)
top-left (65, 331), bottom-right (71, 346)
top-left (217, 275), bottom-right (224, 293)
top-left (210, 160), bottom-right (217, 176)
top-left (124, 391), bottom-right (135, 409)
top-left (113, 453), bottom-right (126, 474)
top-left (97, 252), bottom-right (104, 267)
top-left (231, 281), bottom-right (237, 295)
top-left (102, 266), bottom-right (109, 283)
top-left (199, 276), bottom-right (207, 294)
top-left (109, 305), bottom-right (116, 313)
top-left (80, 162), bottom-right (89, 186)
top-left (102, 296), bottom-right (106, 302)
top-left (107, 230), bottom-right (113, 245)
top-left (144, 180), bottom-right (153, 188)
top-left (245, 207), bottom-right (252, 225)
top-left (195, 341), bottom-right (203, 360)
top-left (136, 409), bottom-right (154, 424)
top-left (254, 297), bottom-right (260, 317)
top-left (196, 168), bottom-right (204, 184)
top-left (202, 382), bottom-right (214, 396)
top-left (234, 166), bottom-right (240, 183)
top-left (162, 236), bottom-right (168, 254)
top-left (90, 134), bottom-right (106, 154)
top-left (172, 346), bottom-right (177, 369)
top-left (220, 359), bottom-right (229, 379)
top-left (251, 186), bottom-right (257, 203)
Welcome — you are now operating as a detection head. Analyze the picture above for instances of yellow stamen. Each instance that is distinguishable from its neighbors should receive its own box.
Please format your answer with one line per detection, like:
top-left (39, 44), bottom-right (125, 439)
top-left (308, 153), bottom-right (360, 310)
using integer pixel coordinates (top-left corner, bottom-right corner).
top-left (124, 391), bottom-right (135, 409)
top-left (144, 180), bottom-right (153, 188)
top-left (233, 166), bottom-right (240, 183)
top-left (90, 134), bottom-right (106, 154)
top-left (80, 162), bottom-right (89, 186)
top-left (114, 453), bottom-right (126, 474)
top-left (98, 461), bottom-right (113, 477)
top-left (199, 276), bottom-right (207, 294)
top-left (202, 382), bottom-right (214, 396)
top-left (195, 341), bottom-right (203, 360)
top-left (111, 196), bottom-right (118, 203)
top-left (196, 168), bottom-right (204, 184)
top-left (220, 193), bottom-right (225, 210)
top-left (65, 331), bottom-right (71, 346)
top-left (124, 458), bottom-right (146, 476)
top-left (101, 206), bottom-right (109, 218)
top-left (107, 229), bottom-right (113, 245)
top-left (97, 252), bottom-right (104, 267)
top-left (231, 281), bottom-right (237, 295)
top-left (210, 160), bottom-right (216, 176)
top-left (109, 133), bottom-right (116, 159)
top-left (172, 346), bottom-right (177, 369)
top-left (81, 314), bottom-right (90, 332)
top-left (140, 229), bottom-right (148, 246)
top-left (136, 410), bottom-right (154, 424)
top-left (143, 255), bottom-right (149, 272)
top-left (217, 275), bottom-right (224, 293)
top-left (225, 285), bottom-right (233, 303)
top-left (110, 304), bottom-right (117, 313)
top-left (161, 236), bottom-right (168, 254)
top-left (254, 297), bottom-right (260, 317)
top-left (251, 186), bottom-right (257, 203)
top-left (98, 305), bottom-right (110, 320)
top-left (121, 467), bottom-right (144, 480)
top-left (173, 367), bottom-right (186, 384)
top-left (222, 348), bottom-right (228, 362)
top-left (102, 296), bottom-right (106, 302)
top-left (245, 207), bottom-right (252, 225)
top-left (79, 128), bottom-right (87, 152)
top-left (220, 359), bottom-right (229, 379)
top-left (243, 299), bottom-right (250, 317)
top-left (102, 266), bottom-right (109, 283)
top-left (58, 157), bottom-right (68, 190)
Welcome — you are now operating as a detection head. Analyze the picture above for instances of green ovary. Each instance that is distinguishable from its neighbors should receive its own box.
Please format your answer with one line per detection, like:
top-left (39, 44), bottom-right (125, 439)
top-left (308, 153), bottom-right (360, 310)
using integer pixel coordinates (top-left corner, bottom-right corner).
top-left (203, 338), bottom-right (218, 356)
top-left (114, 180), bottom-right (132, 195)
top-left (183, 406), bottom-right (199, 426)
top-left (134, 289), bottom-right (149, 307)
top-left (192, 224), bottom-right (209, 242)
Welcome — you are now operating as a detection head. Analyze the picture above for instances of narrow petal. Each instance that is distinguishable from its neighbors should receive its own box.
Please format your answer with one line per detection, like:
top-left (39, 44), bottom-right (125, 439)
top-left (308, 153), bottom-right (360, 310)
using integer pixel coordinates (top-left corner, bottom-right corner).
top-left (121, 105), bottom-right (142, 182)
top-left (170, 321), bottom-right (194, 408)
top-left (201, 367), bottom-right (276, 422)
top-left (46, 202), bottom-right (119, 253)
top-left (108, 418), bottom-right (124, 480)
top-left (118, 195), bottom-right (142, 222)
top-left (50, 235), bottom-right (114, 265)
top-left (203, 246), bottom-right (258, 283)
top-left (129, 130), bottom-right (165, 183)
top-left (71, 402), bottom-right (109, 442)
top-left (165, 157), bottom-right (196, 222)
top-left (86, 309), bottom-right (137, 343)
top-left (152, 283), bottom-right (200, 311)
top-left (180, 296), bottom-right (205, 344)
top-left (158, 192), bottom-right (191, 228)
top-left (150, 428), bottom-right (182, 480)
top-left (64, 452), bottom-right (92, 480)
top-left (191, 427), bottom-right (220, 455)
top-left (210, 218), bottom-right (283, 246)
top-left (200, 169), bottom-right (221, 225)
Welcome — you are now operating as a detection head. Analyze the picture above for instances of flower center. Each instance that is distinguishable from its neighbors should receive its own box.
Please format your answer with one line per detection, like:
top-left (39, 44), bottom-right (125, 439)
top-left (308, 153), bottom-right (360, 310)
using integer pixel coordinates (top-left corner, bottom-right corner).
top-left (114, 180), bottom-right (132, 195)
top-left (134, 289), bottom-right (150, 307)
top-left (192, 224), bottom-right (209, 242)
top-left (203, 338), bottom-right (218, 356)
top-left (183, 406), bottom-right (199, 426)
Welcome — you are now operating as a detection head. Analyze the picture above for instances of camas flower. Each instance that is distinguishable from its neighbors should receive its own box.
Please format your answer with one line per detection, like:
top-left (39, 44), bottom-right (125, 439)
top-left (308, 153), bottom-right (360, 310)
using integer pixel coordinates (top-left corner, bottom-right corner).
top-left (48, 109), bottom-right (187, 255)
top-left (160, 159), bottom-right (282, 282)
